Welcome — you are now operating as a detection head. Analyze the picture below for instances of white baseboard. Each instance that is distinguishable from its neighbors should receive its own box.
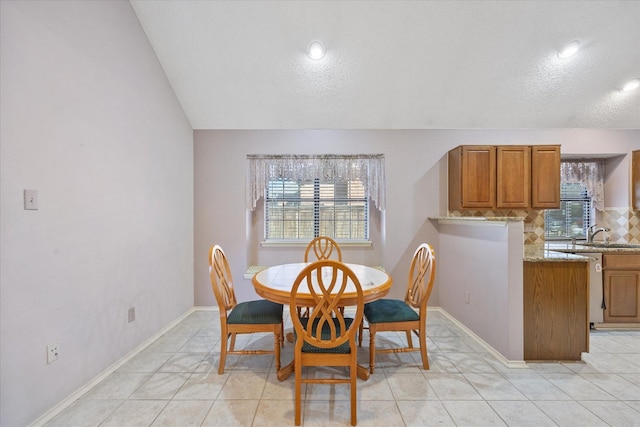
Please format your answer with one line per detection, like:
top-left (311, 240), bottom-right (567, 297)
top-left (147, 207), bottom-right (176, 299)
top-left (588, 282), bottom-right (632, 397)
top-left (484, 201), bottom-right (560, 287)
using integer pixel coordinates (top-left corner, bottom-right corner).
top-left (593, 322), bottom-right (640, 330)
top-left (429, 306), bottom-right (529, 369)
top-left (28, 307), bottom-right (201, 427)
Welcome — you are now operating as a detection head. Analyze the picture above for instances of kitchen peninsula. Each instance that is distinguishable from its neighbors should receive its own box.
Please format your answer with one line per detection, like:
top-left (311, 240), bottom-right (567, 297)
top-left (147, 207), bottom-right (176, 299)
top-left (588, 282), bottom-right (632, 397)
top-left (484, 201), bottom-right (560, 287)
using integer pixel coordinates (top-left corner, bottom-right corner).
top-left (432, 217), bottom-right (591, 365)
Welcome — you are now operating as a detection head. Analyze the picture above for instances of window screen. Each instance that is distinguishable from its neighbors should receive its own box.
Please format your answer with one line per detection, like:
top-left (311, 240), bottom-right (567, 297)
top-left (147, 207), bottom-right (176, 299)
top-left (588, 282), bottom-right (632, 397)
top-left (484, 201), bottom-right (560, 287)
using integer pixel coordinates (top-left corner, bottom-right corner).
top-left (265, 178), bottom-right (368, 240)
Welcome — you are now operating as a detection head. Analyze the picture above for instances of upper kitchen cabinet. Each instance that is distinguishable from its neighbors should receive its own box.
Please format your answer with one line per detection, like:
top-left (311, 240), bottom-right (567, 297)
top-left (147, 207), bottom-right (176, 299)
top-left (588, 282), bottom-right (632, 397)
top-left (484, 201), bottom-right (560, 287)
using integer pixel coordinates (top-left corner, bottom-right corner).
top-left (448, 144), bottom-right (560, 210)
top-left (497, 146), bottom-right (531, 209)
top-left (531, 145), bottom-right (561, 209)
top-left (448, 145), bottom-right (496, 210)
top-left (633, 150), bottom-right (640, 210)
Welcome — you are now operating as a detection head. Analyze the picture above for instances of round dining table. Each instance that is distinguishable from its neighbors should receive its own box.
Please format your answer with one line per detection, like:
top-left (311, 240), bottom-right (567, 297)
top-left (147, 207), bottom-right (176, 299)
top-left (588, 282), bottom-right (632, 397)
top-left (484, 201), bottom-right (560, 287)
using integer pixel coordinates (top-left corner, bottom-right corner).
top-left (252, 262), bottom-right (392, 381)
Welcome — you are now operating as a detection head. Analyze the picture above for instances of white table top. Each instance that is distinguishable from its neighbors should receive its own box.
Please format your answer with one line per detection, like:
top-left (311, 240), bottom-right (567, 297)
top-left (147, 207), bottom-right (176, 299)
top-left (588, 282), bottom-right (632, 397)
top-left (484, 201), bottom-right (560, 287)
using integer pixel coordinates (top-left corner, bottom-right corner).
top-left (252, 262), bottom-right (392, 305)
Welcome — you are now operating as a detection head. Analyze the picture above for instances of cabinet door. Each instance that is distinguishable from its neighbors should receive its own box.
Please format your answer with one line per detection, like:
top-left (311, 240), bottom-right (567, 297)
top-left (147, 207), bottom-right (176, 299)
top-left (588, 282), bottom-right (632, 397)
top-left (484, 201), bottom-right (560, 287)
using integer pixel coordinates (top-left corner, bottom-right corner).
top-left (603, 269), bottom-right (640, 322)
top-left (531, 145), bottom-right (560, 209)
top-left (524, 261), bottom-right (589, 361)
top-left (633, 150), bottom-right (640, 210)
top-left (497, 146), bottom-right (530, 208)
top-left (461, 146), bottom-right (496, 209)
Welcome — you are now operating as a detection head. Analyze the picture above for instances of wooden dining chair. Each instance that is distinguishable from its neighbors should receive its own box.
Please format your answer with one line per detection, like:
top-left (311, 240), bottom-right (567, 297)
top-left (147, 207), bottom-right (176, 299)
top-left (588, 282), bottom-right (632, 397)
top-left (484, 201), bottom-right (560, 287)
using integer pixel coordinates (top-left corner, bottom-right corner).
top-left (301, 236), bottom-right (343, 317)
top-left (289, 260), bottom-right (364, 426)
top-left (209, 245), bottom-right (283, 375)
top-left (304, 236), bottom-right (342, 263)
top-left (359, 243), bottom-right (436, 374)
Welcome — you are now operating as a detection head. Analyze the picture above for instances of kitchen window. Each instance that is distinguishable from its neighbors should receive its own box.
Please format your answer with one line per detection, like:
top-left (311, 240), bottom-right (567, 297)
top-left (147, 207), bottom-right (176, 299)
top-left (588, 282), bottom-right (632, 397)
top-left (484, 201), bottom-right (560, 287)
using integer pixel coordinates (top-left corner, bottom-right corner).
top-left (544, 160), bottom-right (604, 241)
top-left (247, 154), bottom-right (385, 243)
top-left (544, 183), bottom-right (592, 240)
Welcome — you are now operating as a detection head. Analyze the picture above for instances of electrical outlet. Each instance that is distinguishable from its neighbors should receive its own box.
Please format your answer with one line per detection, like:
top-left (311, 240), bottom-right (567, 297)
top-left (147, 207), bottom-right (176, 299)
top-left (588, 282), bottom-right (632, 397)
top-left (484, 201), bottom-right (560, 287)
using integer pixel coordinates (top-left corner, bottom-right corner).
top-left (464, 292), bottom-right (470, 304)
top-left (47, 342), bottom-right (59, 364)
top-left (128, 307), bottom-right (135, 323)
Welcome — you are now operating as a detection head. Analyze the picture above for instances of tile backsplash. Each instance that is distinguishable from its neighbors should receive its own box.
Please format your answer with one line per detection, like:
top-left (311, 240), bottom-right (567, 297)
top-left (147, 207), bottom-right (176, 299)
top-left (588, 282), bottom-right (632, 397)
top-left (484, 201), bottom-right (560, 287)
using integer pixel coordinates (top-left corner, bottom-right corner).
top-left (602, 208), bottom-right (640, 244)
top-left (449, 208), bottom-right (640, 244)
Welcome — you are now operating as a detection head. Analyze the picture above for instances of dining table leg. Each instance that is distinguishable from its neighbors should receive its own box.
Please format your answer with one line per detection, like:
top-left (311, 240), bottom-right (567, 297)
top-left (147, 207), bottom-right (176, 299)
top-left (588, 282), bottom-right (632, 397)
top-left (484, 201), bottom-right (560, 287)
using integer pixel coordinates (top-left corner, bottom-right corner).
top-left (356, 364), bottom-right (370, 380)
top-left (286, 331), bottom-right (294, 343)
top-left (276, 360), bottom-right (295, 381)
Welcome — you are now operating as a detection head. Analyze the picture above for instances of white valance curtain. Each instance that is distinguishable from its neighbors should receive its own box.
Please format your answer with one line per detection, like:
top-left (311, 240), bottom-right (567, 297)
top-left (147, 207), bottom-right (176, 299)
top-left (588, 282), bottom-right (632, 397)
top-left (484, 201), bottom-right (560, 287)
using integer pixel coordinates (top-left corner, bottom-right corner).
top-left (246, 154), bottom-right (386, 211)
top-left (561, 160), bottom-right (605, 211)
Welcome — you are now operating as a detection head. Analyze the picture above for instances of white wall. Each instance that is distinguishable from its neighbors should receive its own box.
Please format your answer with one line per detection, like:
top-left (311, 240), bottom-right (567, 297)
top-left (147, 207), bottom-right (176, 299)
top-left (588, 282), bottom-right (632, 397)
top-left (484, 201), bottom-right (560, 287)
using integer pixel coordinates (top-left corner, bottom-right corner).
top-left (194, 129), bottom-right (639, 309)
top-left (0, 2), bottom-right (194, 426)
top-left (437, 220), bottom-right (525, 362)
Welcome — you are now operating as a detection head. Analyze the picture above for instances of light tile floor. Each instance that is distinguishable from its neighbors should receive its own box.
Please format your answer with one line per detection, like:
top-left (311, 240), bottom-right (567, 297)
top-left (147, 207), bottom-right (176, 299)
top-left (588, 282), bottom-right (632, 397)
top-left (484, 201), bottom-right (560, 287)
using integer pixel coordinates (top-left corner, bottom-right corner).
top-left (44, 309), bottom-right (640, 426)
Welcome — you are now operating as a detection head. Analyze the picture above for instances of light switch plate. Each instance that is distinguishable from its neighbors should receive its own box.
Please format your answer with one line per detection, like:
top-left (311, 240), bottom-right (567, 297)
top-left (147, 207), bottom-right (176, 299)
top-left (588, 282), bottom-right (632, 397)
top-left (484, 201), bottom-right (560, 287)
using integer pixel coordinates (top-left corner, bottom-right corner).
top-left (24, 190), bottom-right (38, 210)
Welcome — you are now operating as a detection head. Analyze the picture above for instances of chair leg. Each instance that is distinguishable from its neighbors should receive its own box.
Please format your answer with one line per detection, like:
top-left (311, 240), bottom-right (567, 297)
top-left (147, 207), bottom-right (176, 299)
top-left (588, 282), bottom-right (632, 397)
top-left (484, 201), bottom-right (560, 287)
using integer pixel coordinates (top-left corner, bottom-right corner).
top-left (218, 333), bottom-right (228, 375)
top-left (419, 326), bottom-right (429, 369)
top-left (405, 330), bottom-right (414, 348)
top-left (368, 327), bottom-right (376, 374)
top-left (358, 321), bottom-right (364, 347)
top-left (281, 322), bottom-right (285, 347)
top-left (229, 332), bottom-right (237, 352)
top-left (294, 354), bottom-right (302, 426)
top-left (274, 330), bottom-right (281, 371)
top-left (350, 360), bottom-right (357, 426)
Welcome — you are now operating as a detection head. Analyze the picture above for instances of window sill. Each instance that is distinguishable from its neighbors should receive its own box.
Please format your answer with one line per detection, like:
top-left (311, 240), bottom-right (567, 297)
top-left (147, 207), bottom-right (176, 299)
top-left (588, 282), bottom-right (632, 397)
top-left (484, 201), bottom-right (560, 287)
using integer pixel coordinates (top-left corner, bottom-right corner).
top-left (244, 265), bottom-right (269, 279)
top-left (260, 240), bottom-right (372, 248)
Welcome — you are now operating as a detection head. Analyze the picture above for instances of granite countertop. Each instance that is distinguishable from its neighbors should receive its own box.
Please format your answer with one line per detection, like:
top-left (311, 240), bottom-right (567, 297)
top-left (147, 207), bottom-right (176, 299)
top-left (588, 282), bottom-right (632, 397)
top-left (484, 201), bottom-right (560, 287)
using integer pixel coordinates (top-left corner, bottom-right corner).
top-left (430, 216), bottom-right (524, 222)
top-left (524, 243), bottom-right (593, 262)
top-left (545, 242), bottom-right (640, 253)
top-left (525, 241), bottom-right (640, 262)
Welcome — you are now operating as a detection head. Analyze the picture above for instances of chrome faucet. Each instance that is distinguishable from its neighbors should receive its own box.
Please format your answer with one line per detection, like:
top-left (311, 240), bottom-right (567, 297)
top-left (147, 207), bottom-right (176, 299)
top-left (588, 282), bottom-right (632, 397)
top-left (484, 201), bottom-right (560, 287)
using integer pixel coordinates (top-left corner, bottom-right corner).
top-left (587, 224), bottom-right (610, 243)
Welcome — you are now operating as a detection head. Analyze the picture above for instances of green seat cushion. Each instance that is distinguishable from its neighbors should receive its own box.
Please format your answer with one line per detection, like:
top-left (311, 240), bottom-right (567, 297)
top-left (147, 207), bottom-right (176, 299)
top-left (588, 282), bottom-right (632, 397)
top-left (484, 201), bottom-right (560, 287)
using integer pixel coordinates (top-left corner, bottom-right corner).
top-left (227, 300), bottom-right (283, 325)
top-left (297, 317), bottom-right (354, 354)
top-left (364, 299), bottom-right (419, 323)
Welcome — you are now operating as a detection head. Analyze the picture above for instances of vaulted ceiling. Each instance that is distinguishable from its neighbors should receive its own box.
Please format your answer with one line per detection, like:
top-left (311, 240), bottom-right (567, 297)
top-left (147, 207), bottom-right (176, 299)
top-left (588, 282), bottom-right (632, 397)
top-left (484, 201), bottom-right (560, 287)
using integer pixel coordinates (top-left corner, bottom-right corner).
top-left (131, 1), bottom-right (640, 129)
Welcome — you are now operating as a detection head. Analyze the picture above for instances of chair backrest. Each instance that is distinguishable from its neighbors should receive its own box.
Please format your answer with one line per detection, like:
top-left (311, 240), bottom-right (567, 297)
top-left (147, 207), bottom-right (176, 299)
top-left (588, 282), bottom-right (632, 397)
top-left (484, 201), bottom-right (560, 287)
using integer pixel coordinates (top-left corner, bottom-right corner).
top-left (209, 245), bottom-right (237, 313)
top-left (405, 243), bottom-right (436, 313)
top-left (290, 260), bottom-right (363, 350)
top-left (304, 236), bottom-right (342, 262)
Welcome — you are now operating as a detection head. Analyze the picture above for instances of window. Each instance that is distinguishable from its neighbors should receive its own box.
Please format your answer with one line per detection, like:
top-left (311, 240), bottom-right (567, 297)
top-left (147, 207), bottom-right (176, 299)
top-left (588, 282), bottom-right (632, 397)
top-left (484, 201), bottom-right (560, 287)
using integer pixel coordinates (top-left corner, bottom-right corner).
top-left (544, 159), bottom-right (605, 241)
top-left (246, 154), bottom-right (385, 243)
top-left (265, 178), bottom-right (368, 240)
top-left (544, 182), bottom-right (592, 240)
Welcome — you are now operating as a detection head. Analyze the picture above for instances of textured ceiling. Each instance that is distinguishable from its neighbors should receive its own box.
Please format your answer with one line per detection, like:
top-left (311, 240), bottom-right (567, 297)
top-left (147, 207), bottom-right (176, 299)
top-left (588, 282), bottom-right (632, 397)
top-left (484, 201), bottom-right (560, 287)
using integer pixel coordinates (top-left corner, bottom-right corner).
top-left (131, 1), bottom-right (640, 129)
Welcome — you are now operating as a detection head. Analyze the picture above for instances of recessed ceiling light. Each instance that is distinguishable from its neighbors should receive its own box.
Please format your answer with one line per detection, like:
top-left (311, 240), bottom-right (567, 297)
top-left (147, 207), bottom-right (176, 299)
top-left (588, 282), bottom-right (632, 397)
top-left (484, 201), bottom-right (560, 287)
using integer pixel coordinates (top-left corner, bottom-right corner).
top-left (558, 40), bottom-right (580, 59)
top-left (307, 41), bottom-right (325, 60)
top-left (622, 78), bottom-right (640, 92)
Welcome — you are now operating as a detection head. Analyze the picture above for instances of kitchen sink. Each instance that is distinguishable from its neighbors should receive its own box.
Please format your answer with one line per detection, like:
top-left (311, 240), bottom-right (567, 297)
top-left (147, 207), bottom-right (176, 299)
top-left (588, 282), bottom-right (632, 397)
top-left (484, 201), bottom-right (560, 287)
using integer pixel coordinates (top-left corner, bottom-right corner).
top-left (581, 242), bottom-right (640, 249)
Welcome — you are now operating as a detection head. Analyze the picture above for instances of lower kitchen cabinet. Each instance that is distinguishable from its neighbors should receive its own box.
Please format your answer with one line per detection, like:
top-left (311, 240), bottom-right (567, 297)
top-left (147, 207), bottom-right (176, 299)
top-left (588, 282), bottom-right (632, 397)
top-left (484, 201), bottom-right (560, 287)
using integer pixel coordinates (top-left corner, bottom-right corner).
top-left (603, 254), bottom-right (640, 323)
top-left (523, 261), bottom-right (589, 361)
